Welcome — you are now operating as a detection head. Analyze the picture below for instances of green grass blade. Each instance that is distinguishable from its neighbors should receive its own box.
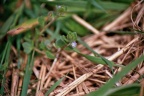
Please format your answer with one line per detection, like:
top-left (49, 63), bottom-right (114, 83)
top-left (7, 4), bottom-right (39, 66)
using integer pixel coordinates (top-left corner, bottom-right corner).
top-left (78, 38), bottom-right (114, 71)
top-left (99, 1), bottom-right (128, 10)
top-left (90, 0), bottom-right (106, 12)
top-left (108, 31), bottom-right (144, 35)
top-left (0, 78), bottom-right (5, 96)
top-left (10, 4), bottom-right (24, 29)
top-left (45, 76), bottom-right (65, 96)
top-left (106, 84), bottom-right (140, 96)
top-left (73, 48), bottom-right (115, 66)
top-left (77, 38), bottom-right (102, 57)
top-left (16, 35), bottom-right (22, 69)
top-left (21, 51), bottom-right (35, 96)
top-left (43, 0), bottom-right (128, 11)
top-left (0, 38), bottom-right (11, 95)
top-left (0, 41), bottom-right (10, 66)
top-left (42, 0), bottom-right (87, 8)
top-left (87, 54), bottom-right (144, 96)
top-left (0, 14), bottom-right (15, 39)
top-left (101, 57), bottom-right (114, 73)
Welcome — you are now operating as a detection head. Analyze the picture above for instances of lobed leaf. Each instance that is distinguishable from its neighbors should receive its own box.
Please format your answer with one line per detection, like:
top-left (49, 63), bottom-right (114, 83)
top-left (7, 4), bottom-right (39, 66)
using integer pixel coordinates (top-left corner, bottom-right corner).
top-left (45, 50), bottom-right (55, 59)
top-left (22, 42), bottom-right (34, 54)
top-left (38, 16), bottom-right (45, 27)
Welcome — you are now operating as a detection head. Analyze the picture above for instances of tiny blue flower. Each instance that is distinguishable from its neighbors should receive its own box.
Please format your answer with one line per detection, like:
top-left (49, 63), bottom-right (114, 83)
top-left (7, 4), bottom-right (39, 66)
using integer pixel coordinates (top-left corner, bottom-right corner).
top-left (71, 41), bottom-right (77, 48)
top-left (57, 5), bottom-right (61, 9)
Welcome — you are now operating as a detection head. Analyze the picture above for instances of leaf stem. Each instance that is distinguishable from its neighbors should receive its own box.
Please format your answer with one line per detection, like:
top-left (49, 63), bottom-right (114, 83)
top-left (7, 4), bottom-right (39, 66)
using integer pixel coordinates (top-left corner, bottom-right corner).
top-left (40, 16), bottom-right (58, 34)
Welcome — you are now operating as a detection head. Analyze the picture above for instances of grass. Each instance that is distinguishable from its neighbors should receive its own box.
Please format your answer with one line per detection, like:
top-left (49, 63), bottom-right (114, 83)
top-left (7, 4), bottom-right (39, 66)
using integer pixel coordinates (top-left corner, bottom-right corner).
top-left (0, 0), bottom-right (144, 96)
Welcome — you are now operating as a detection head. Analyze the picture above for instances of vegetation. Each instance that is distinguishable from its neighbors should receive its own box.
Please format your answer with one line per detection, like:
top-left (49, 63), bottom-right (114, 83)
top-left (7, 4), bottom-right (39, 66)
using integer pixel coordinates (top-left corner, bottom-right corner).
top-left (0, 0), bottom-right (144, 96)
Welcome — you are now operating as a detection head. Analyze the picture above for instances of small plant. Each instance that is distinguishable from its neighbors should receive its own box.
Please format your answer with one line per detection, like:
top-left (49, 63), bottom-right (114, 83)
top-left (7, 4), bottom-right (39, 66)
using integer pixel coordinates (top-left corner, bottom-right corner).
top-left (0, 1), bottom-right (143, 96)
top-left (56, 32), bottom-right (77, 49)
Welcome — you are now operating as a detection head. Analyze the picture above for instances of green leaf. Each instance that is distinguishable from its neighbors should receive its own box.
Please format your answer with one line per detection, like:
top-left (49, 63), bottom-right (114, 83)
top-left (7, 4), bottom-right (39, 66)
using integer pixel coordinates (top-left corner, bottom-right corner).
top-left (61, 35), bottom-right (69, 43)
top-left (55, 39), bottom-right (67, 48)
top-left (45, 51), bottom-right (55, 59)
top-left (87, 55), bottom-right (144, 96)
top-left (35, 28), bottom-right (41, 38)
top-left (38, 16), bottom-right (45, 27)
top-left (23, 32), bottom-right (32, 42)
top-left (66, 32), bottom-right (77, 43)
top-left (39, 41), bottom-right (46, 50)
top-left (71, 32), bottom-right (77, 41)
top-left (45, 76), bottom-right (65, 96)
top-left (44, 40), bottom-right (50, 47)
top-left (22, 42), bottom-right (34, 54)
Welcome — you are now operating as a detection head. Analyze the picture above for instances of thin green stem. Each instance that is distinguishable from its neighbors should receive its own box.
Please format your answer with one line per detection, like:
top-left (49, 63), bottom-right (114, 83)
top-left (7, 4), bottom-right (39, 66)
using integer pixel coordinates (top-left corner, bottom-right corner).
top-left (40, 16), bottom-right (58, 34)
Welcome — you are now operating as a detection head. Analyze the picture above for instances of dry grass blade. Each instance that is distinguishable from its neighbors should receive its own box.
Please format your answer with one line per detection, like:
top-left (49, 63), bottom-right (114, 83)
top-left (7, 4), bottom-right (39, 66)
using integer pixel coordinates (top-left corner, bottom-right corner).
top-left (56, 70), bottom-right (94, 96)
top-left (72, 14), bottom-right (100, 34)
top-left (10, 69), bottom-right (19, 96)
top-left (125, 65), bottom-right (144, 85)
top-left (131, 0), bottom-right (144, 30)
top-left (44, 48), bottom-right (61, 88)
top-left (108, 37), bottom-right (139, 61)
top-left (103, 7), bottom-right (132, 31)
